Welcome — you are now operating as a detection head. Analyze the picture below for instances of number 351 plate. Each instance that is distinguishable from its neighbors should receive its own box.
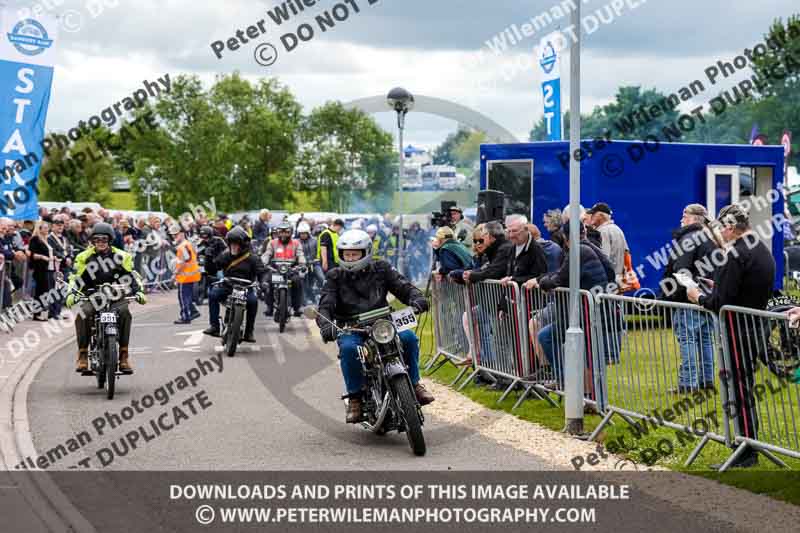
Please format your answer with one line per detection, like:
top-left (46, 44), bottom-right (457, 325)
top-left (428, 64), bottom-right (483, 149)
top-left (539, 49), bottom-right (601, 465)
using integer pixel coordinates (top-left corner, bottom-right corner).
top-left (390, 308), bottom-right (417, 332)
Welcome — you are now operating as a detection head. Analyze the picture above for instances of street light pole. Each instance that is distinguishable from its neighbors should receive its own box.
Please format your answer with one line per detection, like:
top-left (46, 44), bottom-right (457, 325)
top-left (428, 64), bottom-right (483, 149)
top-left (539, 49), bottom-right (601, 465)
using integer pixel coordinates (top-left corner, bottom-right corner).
top-left (387, 87), bottom-right (414, 275)
top-left (564, 3), bottom-right (584, 435)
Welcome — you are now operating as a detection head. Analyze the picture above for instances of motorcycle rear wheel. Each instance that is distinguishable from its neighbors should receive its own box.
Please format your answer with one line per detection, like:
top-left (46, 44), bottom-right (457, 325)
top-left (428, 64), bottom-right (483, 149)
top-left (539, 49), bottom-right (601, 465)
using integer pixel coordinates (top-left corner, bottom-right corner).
top-left (391, 375), bottom-right (426, 456)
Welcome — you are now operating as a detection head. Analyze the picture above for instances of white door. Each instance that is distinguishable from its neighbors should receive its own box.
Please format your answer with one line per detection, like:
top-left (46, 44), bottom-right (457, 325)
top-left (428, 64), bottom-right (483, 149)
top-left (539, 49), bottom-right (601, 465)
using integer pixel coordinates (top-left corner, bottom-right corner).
top-left (706, 165), bottom-right (740, 217)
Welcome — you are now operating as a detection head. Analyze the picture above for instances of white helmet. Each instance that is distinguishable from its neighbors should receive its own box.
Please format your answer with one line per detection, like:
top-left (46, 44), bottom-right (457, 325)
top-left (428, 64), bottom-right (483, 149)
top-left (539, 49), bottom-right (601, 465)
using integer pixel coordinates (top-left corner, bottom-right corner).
top-left (336, 229), bottom-right (372, 272)
top-left (366, 224), bottom-right (378, 235)
top-left (297, 222), bottom-right (311, 234)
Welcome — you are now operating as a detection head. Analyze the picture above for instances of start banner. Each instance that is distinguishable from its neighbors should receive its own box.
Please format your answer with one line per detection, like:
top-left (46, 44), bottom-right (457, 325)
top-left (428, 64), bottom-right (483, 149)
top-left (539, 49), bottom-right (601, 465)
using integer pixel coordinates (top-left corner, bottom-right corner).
top-left (0, 10), bottom-right (57, 220)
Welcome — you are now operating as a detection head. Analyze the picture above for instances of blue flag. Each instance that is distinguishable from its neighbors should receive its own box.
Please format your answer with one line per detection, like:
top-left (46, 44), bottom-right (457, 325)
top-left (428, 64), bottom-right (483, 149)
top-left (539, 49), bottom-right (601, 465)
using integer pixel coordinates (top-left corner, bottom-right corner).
top-left (0, 11), bottom-right (57, 220)
top-left (537, 34), bottom-right (562, 142)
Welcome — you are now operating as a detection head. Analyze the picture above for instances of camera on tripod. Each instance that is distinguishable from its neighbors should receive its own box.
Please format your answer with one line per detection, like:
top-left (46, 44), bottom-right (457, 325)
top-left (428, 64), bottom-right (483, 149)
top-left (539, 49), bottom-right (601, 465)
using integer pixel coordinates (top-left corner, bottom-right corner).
top-left (431, 200), bottom-right (457, 228)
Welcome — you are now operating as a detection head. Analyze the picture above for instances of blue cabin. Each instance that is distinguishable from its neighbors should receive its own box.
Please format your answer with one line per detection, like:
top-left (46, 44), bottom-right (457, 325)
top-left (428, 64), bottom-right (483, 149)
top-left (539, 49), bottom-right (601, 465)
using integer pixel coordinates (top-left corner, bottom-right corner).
top-left (479, 140), bottom-right (786, 292)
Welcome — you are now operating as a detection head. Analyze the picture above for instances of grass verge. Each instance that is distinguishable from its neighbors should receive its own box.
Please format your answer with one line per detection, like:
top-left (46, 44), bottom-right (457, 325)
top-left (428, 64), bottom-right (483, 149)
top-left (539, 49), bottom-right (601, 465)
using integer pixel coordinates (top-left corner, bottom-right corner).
top-left (414, 309), bottom-right (800, 506)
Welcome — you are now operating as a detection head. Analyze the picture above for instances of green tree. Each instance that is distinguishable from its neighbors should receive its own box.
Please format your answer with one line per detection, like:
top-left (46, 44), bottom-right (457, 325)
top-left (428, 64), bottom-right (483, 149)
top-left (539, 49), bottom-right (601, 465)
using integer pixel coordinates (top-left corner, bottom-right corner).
top-left (295, 101), bottom-right (395, 212)
top-left (452, 130), bottom-right (487, 168)
top-left (39, 135), bottom-right (114, 204)
top-left (529, 86), bottom-right (681, 141)
top-left (123, 73), bottom-right (303, 213)
top-left (432, 127), bottom-right (470, 164)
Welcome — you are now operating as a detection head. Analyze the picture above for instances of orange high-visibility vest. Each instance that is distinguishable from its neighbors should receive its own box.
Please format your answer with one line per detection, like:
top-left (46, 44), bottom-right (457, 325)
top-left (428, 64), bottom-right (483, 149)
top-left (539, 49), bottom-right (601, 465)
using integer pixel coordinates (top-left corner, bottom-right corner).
top-left (175, 240), bottom-right (201, 283)
top-left (271, 238), bottom-right (299, 260)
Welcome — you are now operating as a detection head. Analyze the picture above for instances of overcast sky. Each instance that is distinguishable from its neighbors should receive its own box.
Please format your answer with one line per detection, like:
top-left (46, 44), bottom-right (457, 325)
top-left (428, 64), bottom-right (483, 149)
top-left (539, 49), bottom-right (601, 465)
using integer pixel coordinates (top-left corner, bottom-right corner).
top-left (8, 0), bottom-right (798, 150)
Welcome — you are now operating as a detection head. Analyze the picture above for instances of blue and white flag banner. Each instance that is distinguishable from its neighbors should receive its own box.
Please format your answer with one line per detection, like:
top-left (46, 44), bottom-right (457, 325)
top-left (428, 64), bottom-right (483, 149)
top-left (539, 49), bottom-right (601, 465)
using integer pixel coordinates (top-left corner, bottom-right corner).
top-left (537, 33), bottom-right (561, 142)
top-left (0, 9), bottom-right (57, 220)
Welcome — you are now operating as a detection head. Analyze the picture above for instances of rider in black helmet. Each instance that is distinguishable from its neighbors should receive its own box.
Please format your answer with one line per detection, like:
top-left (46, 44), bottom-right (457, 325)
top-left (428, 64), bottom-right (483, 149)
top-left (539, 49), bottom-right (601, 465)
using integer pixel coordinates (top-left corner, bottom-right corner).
top-left (203, 226), bottom-right (266, 342)
top-left (199, 225), bottom-right (226, 278)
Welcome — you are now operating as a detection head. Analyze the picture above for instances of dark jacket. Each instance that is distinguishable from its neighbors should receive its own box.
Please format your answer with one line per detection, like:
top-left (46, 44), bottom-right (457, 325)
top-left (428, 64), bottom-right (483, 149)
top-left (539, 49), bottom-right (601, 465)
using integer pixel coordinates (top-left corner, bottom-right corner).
top-left (203, 236), bottom-right (227, 276)
top-left (699, 235), bottom-right (775, 313)
top-left (539, 240), bottom-right (615, 291)
top-left (507, 235), bottom-right (548, 285)
top-left (47, 232), bottom-right (71, 271)
top-left (538, 238), bottom-right (563, 273)
top-left (587, 227), bottom-right (603, 248)
top-left (468, 236), bottom-right (514, 283)
top-left (661, 223), bottom-right (718, 303)
top-left (66, 230), bottom-right (88, 258)
top-left (253, 219), bottom-right (270, 243)
top-left (318, 260), bottom-right (426, 322)
top-left (214, 250), bottom-right (266, 282)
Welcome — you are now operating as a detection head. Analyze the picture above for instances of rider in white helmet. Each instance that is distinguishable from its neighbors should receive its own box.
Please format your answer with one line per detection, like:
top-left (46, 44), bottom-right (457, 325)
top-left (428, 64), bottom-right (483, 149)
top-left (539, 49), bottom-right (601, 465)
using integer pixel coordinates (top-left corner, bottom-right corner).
top-left (316, 229), bottom-right (434, 423)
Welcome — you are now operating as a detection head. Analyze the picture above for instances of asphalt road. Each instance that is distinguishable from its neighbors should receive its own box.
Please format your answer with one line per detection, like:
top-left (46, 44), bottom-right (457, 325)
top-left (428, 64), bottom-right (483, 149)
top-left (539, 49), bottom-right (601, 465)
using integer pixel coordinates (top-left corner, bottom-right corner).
top-left (20, 302), bottom-right (743, 532)
top-left (28, 303), bottom-right (553, 470)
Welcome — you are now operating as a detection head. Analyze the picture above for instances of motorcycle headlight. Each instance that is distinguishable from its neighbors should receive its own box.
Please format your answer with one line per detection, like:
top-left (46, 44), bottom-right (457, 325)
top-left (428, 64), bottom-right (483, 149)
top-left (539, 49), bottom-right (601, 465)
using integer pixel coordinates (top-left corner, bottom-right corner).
top-left (371, 319), bottom-right (396, 345)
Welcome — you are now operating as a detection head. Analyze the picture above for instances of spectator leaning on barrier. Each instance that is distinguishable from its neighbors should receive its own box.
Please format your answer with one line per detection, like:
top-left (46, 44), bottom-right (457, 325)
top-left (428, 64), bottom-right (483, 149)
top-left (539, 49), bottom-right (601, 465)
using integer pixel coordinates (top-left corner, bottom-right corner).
top-left (528, 223), bottom-right (562, 273)
top-left (462, 221), bottom-right (513, 285)
top-left (543, 209), bottom-right (566, 249)
top-left (525, 221), bottom-right (615, 390)
top-left (688, 204), bottom-right (776, 469)
top-left (500, 214), bottom-right (547, 288)
top-left (433, 226), bottom-right (473, 280)
top-left (662, 204), bottom-right (722, 394)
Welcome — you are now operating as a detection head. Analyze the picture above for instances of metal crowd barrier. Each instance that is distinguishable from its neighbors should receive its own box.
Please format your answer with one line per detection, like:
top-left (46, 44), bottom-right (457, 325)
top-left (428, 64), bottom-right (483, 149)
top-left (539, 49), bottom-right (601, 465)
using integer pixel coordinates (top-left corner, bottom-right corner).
top-left (517, 286), bottom-right (606, 412)
top-left (426, 278), bottom-right (472, 382)
top-left (455, 280), bottom-right (529, 404)
top-left (717, 305), bottom-right (800, 471)
top-left (586, 295), bottom-right (731, 466)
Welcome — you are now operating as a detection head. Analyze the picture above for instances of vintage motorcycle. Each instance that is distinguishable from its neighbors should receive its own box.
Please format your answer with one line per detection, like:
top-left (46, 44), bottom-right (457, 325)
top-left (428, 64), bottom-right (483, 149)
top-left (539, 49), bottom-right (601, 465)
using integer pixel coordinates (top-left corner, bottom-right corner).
top-left (268, 260), bottom-right (305, 333)
top-left (308, 305), bottom-right (426, 456)
top-left (75, 283), bottom-right (138, 399)
top-left (215, 276), bottom-right (259, 357)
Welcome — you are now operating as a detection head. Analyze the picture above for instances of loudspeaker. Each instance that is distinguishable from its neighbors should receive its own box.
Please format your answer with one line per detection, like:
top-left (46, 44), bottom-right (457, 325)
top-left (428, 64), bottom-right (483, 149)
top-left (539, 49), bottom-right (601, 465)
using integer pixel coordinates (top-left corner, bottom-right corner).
top-left (477, 189), bottom-right (505, 224)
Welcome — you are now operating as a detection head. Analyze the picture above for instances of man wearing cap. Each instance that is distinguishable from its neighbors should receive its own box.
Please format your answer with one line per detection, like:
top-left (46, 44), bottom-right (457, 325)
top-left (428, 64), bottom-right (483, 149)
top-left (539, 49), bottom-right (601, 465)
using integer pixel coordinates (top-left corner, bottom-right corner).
top-left (688, 204), bottom-right (776, 468)
top-left (662, 204), bottom-right (722, 393)
top-left (450, 206), bottom-right (473, 248)
top-left (170, 224), bottom-right (202, 324)
top-left (588, 202), bottom-right (628, 281)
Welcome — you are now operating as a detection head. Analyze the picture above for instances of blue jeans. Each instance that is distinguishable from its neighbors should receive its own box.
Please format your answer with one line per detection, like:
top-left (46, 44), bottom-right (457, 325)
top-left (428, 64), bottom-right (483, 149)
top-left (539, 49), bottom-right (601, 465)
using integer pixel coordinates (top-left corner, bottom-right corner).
top-left (337, 329), bottom-right (420, 395)
top-left (673, 308), bottom-right (715, 387)
top-left (208, 285), bottom-right (258, 333)
top-left (178, 282), bottom-right (198, 321)
top-left (538, 324), bottom-right (562, 384)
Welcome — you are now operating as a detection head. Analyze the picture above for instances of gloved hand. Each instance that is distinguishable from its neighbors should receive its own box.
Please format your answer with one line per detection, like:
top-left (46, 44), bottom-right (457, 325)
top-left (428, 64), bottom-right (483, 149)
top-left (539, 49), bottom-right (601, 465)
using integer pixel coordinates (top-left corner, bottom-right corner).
top-left (135, 292), bottom-right (147, 305)
top-left (65, 293), bottom-right (79, 309)
top-left (320, 323), bottom-right (336, 343)
top-left (411, 299), bottom-right (429, 314)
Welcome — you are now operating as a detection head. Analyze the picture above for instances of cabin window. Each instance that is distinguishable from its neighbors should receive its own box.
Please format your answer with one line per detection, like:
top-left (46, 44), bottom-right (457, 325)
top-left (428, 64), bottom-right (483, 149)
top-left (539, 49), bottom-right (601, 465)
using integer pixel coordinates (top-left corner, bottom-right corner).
top-left (486, 159), bottom-right (533, 219)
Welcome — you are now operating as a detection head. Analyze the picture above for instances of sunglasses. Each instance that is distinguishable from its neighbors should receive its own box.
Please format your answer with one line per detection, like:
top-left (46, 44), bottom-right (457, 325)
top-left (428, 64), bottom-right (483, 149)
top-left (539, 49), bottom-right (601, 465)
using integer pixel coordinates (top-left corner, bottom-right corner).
top-left (92, 236), bottom-right (110, 243)
top-left (474, 239), bottom-right (485, 244)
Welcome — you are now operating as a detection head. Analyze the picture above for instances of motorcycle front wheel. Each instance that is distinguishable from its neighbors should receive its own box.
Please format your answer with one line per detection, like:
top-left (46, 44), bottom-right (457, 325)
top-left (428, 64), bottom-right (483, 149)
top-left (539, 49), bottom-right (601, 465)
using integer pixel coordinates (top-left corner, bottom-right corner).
top-left (105, 339), bottom-right (118, 400)
top-left (226, 305), bottom-right (244, 357)
top-left (277, 288), bottom-right (288, 333)
top-left (391, 375), bottom-right (426, 456)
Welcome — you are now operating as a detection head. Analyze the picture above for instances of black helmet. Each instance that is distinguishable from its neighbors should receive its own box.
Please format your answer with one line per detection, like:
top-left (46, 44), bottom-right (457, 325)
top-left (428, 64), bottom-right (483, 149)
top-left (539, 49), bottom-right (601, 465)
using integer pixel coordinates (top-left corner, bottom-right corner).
top-left (226, 226), bottom-right (250, 246)
top-left (199, 225), bottom-right (214, 238)
top-left (91, 222), bottom-right (115, 241)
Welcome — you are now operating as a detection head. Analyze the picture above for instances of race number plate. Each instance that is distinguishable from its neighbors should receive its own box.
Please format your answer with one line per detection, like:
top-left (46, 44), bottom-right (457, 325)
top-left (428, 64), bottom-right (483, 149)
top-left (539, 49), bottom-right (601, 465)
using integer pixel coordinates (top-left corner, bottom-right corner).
top-left (232, 289), bottom-right (246, 299)
top-left (272, 274), bottom-right (283, 283)
top-left (390, 308), bottom-right (417, 332)
top-left (793, 272), bottom-right (800, 282)
top-left (99, 313), bottom-right (116, 324)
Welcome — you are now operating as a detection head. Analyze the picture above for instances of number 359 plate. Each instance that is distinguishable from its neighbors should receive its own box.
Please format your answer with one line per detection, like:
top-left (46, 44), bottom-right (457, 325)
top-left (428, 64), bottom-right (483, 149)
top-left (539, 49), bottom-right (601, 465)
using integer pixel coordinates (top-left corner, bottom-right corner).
top-left (390, 308), bottom-right (417, 332)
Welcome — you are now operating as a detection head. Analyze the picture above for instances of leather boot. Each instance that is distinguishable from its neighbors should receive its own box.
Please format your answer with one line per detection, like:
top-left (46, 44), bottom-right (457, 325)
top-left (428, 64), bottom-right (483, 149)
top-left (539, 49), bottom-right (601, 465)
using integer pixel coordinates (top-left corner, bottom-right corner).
top-left (346, 397), bottom-right (363, 423)
top-left (75, 349), bottom-right (88, 372)
top-left (118, 347), bottom-right (133, 374)
top-left (415, 383), bottom-right (435, 406)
